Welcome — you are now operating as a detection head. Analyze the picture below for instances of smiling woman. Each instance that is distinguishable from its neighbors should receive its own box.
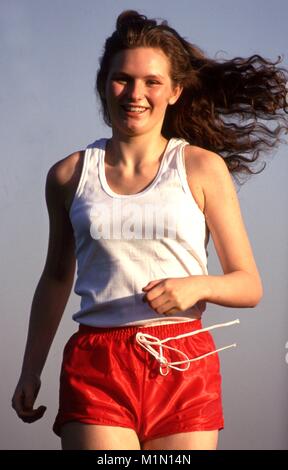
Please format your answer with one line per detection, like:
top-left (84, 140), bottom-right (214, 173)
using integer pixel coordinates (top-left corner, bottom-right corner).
top-left (96, 10), bottom-right (288, 182)
top-left (12, 9), bottom-right (288, 452)
top-left (104, 47), bottom-right (183, 140)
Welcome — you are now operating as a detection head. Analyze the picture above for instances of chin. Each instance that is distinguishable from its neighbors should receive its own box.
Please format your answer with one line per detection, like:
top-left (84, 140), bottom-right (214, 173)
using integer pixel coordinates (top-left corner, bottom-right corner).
top-left (115, 124), bottom-right (152, 137)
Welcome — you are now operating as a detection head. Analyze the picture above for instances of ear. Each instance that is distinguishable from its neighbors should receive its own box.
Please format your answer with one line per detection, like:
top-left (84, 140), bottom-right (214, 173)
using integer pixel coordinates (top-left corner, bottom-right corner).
top-left (168, 84), bottom-right (183, 106)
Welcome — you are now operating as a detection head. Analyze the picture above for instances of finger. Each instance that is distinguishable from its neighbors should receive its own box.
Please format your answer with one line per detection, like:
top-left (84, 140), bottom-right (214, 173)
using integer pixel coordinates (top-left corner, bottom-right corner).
top-left (145, 284), bottom-right (166, 303)
top-left (22, 382), bottom-right (40, 411)
top-left (19, 406), bottom-right (47, 423)
top-left (162, 306), bottom-right (180, 315)
top-left (23, 394), bottom-right (38, 412)
top-left (149, 292), bottom-right (170, 310)
top-left (12, 387), bottom-right (38, 416)
top-left (156, 300), bottom-right (176, 315)
top-left (142, 279), bottom-right (164, 291)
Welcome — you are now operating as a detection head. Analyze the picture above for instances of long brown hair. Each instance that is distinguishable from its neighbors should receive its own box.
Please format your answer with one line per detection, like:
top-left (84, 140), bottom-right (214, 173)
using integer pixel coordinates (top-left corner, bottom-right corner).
top-left (96, 10), bottom-right (288, 184)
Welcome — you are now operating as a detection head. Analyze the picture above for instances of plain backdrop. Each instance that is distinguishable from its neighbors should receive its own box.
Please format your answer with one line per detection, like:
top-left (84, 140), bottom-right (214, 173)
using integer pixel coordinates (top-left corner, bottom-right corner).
top-left (1, 0), bottom-right (287, 450)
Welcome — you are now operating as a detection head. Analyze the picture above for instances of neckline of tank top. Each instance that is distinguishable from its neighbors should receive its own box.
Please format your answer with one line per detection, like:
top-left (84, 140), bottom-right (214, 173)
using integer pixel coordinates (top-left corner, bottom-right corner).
top-left (98, 137), bottom-right (184, 199)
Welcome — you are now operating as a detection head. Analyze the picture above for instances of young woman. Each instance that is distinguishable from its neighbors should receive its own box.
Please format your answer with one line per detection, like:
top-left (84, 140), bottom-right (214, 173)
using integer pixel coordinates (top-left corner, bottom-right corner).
top-left (12, 10), bottom-right (288, 450)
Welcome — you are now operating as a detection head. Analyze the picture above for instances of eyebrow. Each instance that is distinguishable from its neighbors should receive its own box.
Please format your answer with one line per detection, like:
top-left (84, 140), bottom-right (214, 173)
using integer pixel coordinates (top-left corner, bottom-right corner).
top-left (110, 72), bottom-right (165, 80)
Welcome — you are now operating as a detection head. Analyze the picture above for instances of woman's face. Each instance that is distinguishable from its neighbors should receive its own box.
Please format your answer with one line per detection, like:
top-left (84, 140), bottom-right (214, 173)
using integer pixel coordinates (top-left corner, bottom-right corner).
top-left (105, 47), bottom-right (182, 137)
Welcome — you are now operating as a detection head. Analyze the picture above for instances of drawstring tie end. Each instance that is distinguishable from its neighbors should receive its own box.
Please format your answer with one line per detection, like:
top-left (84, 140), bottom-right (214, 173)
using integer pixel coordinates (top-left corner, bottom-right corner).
top-left (135, 319), bottom-right (240, 376)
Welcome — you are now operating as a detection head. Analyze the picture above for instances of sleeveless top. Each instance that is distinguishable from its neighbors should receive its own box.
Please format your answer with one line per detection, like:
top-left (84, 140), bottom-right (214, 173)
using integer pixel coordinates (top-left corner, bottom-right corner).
top-left (69, 137), bottom-right (210, 327)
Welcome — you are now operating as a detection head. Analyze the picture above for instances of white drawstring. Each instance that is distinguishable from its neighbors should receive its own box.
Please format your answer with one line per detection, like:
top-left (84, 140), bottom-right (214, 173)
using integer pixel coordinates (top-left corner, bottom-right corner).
top-left (135, 319), bottom-right (240, 376)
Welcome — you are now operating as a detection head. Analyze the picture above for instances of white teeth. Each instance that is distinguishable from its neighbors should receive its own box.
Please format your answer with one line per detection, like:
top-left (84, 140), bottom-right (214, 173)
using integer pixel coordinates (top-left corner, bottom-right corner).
top-left (123, 106), bottom-right (147, 113)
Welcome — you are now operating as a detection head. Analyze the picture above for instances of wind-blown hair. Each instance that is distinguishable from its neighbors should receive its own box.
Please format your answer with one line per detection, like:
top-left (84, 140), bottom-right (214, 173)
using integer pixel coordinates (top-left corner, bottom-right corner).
top-left (96, 10), bottom-right (288, 184)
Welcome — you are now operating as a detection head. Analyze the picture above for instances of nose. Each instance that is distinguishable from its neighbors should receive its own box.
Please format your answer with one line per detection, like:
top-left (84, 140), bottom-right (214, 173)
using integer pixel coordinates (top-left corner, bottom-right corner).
top-left (126, 79), bottom-right (145, 101)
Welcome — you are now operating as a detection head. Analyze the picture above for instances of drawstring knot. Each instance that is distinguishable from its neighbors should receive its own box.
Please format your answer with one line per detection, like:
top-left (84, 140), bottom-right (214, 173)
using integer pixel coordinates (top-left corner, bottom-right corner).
top-left (135, 319), bottom-right (240, 376)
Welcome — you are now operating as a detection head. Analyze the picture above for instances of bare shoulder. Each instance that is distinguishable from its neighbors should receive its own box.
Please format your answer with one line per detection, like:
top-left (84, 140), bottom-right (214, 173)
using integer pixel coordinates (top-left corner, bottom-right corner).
top-left (183, 144), bottom-right (234, 213)
top-left (46, 150), bottom-right (85, 212)
top-left (43, 151), bottom-right (84, 280)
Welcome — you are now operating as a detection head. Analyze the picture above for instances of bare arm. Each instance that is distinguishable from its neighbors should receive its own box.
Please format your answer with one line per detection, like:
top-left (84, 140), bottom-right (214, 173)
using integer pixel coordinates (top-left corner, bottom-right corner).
top-left (142, 148), bottom-right (263, 314)
top-left (12, 157), bottom-right (77, 422)
top-left (199, 150), bottom-right (263, 307)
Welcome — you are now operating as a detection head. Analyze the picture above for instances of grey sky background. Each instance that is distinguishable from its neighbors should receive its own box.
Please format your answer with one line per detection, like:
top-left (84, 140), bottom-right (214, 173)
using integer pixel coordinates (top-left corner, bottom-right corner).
top-left (1, 0), bottom-right (287, 450)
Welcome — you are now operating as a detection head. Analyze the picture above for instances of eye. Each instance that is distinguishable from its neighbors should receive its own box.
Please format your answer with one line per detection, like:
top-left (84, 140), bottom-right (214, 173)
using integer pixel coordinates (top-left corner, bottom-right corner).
top-left (147, 80), bottom-right (161, 86)
top-left (113, 78), bottom-right (127, 84)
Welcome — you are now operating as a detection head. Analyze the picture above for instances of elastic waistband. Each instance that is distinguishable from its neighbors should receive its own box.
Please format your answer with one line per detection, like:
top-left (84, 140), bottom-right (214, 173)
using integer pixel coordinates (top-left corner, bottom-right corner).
top-left (77, 319), bottom-right (202, 340)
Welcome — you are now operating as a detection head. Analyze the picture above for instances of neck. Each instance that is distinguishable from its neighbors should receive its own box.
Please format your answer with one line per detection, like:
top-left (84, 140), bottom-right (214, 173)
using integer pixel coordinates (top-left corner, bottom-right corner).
top-left (106, 132), bottom-right (169, 169)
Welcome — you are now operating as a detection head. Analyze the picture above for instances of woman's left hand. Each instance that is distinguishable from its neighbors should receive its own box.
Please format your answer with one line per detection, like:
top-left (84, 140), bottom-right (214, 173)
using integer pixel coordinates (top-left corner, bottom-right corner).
top-left (142, 276), bottom-right (206, 315)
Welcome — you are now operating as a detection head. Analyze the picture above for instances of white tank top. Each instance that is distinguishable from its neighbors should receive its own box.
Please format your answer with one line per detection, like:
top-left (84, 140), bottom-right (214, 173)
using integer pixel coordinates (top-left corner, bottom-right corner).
top-left (69, 137), bottom-right (210, 327)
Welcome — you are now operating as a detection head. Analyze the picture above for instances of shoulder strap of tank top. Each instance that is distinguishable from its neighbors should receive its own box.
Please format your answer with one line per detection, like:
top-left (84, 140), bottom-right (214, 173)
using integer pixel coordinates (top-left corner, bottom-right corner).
top-left (175, 139), bottom-right (193, 196)
top-left (72, 138), bottom-right (106, 200)
top-left (73, 147), bottom-right (92, 200)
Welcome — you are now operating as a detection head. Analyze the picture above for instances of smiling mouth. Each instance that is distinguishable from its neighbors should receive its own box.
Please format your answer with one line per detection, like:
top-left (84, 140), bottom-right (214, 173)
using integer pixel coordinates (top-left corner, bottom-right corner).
top-left (121, 105), bottom-right (149, 114)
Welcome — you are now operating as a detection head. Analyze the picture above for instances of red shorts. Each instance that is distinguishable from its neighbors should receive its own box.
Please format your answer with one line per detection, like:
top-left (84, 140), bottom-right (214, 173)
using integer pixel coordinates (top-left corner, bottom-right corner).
top-left (53, 319), bottom-right (224, 442)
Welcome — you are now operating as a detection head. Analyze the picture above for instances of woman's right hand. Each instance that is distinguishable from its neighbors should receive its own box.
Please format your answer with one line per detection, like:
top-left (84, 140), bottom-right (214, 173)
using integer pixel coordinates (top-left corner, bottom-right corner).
top-left (11, 373), bottom-right (47, 423)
